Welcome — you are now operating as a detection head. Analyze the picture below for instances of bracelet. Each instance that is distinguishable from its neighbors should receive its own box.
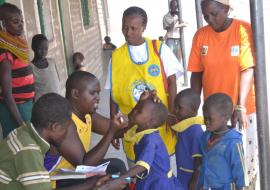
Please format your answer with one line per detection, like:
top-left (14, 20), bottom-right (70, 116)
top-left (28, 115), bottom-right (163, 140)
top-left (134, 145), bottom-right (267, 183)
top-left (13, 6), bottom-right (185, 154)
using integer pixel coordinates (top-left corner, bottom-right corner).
top-left (234, 105), bottom-right (246, 112)
top-left (168, 113), bottom-right (177, 118)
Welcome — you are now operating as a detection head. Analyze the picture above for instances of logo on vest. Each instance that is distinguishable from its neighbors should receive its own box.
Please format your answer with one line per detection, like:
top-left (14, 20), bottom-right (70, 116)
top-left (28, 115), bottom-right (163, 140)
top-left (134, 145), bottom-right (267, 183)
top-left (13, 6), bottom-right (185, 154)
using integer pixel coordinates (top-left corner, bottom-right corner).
top-left (131, 80), bottom-right (155, 102)
top-left (148, 64), bottom-right (160, 77)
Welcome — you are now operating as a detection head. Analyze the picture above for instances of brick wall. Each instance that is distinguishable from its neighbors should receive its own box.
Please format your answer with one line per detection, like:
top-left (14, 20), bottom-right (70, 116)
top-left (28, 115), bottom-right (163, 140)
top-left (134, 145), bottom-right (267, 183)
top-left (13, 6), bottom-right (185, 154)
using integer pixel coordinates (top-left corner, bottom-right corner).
top-left (69, 0), bottom-right (105, 79)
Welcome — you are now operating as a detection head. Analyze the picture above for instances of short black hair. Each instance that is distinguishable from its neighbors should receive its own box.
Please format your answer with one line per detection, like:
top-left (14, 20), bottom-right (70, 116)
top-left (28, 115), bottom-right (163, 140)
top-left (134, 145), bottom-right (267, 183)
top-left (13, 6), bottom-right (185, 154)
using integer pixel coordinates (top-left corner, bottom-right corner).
top-left (104, 36), bottom-right (111, 43)
top-left (0, 3), bottom-right (21, 20)
top-left (203, 93), bottom-right (233, 117)
top-left (65, 71), bottom-right (97, 99)
top-left (143, 98), bottom-right (168, 128)
top-left (31, 93), bottom-right (71, 130)
top-left (170, 0), bottom-right (178, 8)
top-left (175, 88), bottom-right (201, 112)
top-left (122, 6), bottom-right (148, 28)
top-left (72, 52), bottom-right (84, 62)
top-left (31, 34), bottom-right (48, 51)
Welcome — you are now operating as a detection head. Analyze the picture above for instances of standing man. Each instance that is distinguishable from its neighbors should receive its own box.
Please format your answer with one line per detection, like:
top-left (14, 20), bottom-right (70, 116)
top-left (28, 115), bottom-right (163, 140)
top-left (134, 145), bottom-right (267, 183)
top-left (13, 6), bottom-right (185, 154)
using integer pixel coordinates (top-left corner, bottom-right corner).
top-left (163, 0), bottom-right (187, 62)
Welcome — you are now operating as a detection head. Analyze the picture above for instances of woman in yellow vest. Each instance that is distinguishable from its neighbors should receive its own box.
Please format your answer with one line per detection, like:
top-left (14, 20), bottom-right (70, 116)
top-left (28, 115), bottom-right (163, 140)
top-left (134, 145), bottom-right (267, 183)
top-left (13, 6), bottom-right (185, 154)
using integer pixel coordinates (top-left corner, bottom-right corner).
top-left (106, 6), bottom-right (182, 165)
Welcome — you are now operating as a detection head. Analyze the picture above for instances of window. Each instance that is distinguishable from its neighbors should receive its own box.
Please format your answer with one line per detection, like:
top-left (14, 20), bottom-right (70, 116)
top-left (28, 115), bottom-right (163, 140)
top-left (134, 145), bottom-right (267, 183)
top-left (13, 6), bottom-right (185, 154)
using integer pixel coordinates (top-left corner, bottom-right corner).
top-left (37, 0), bottom-right (54, 41)
top-left (0, 0), bottom-right (5, 5)
top-left (81, 0), bottom-right (91, 28)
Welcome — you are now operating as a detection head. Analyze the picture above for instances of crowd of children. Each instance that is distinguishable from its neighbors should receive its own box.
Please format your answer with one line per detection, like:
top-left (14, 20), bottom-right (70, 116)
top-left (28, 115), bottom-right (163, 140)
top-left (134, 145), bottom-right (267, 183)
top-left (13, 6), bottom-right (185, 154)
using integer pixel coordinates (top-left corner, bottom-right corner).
top-left (0, 2), bottom-right (256, 190)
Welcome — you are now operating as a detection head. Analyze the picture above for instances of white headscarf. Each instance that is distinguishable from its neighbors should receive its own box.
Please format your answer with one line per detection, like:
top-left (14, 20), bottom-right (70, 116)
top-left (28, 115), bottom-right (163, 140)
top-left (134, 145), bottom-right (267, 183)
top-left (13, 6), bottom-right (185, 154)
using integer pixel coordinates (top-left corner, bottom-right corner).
top-left (213, 0), bottom-right (230, 6)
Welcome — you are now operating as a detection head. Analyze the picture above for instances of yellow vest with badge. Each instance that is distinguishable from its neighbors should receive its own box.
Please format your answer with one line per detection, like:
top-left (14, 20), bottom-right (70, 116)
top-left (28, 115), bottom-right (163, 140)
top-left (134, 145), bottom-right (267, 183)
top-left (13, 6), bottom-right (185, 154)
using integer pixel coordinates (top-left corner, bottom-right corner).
top-left (111, 38), bottom-right (176, 161)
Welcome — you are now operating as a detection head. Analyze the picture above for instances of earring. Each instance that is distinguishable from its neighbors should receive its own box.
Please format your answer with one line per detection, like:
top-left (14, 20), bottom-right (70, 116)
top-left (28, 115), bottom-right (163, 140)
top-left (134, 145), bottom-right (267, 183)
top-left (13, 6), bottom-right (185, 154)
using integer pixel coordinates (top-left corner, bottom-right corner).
top-left (0, 20), bottom-right (6, 32)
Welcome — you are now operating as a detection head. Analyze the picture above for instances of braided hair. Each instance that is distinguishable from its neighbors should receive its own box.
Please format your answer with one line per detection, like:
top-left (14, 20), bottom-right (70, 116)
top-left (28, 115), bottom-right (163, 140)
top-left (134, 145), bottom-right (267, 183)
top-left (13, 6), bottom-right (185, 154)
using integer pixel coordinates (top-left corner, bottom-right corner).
top-left (122, 6), bottom-right (148, 28)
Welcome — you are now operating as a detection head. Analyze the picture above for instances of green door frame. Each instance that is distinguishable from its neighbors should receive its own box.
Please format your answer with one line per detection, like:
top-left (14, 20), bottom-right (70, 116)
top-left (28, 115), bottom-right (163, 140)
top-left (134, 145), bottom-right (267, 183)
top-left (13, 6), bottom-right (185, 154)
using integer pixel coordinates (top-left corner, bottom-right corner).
top-left (58, 0), bottom-right (72, 75)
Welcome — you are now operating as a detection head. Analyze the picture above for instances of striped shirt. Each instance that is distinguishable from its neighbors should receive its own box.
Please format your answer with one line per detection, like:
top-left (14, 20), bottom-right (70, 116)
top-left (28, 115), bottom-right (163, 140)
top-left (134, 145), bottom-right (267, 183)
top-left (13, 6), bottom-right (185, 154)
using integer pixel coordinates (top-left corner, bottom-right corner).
top-left (0, 124), bottom-right (52, 190)
top-left (0, 49), bottom-right (35, 104)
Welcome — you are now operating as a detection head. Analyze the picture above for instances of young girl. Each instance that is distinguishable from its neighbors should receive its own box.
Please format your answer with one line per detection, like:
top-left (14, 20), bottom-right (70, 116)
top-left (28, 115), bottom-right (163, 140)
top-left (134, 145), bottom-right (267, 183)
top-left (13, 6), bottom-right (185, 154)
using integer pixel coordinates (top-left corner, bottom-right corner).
top-left (0, 3), bottom-right (34, 137)
top-left (72, 52), bottom-right (86, 72)
top-left (171, 88), bottom-right (204, 190)
top-left (121, 97), bottom-right (183, 190)
top-left (199, 93), bottom-right (247, 190)
top-left (31, 34), bottom-right (60, 101)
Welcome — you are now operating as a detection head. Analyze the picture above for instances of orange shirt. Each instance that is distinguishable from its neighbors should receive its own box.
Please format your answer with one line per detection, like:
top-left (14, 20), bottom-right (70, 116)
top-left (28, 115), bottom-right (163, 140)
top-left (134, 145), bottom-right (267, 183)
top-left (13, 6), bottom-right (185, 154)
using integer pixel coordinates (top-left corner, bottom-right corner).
top-left (188, 19), bottom-right (255, 114)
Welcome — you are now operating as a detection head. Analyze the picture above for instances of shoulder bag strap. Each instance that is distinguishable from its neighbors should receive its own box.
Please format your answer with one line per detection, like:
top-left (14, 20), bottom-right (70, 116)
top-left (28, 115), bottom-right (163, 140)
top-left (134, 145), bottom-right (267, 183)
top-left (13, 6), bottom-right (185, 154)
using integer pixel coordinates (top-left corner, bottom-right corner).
top-left (152, 40), bottom-right (168, 93)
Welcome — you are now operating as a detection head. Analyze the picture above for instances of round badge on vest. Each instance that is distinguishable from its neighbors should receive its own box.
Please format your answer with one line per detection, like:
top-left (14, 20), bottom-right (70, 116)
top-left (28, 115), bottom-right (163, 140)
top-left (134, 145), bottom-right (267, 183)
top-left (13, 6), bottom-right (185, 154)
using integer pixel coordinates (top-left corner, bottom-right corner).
top-left (148, 64), bottom-right (160, 77)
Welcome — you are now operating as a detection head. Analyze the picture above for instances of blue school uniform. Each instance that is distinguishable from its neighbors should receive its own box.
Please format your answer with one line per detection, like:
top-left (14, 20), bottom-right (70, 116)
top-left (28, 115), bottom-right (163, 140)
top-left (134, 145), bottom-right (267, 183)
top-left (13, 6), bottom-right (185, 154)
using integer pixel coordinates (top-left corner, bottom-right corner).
top-left (127, 126), bottom-right (182, 190)
top-left (199, 129), bottom-right (248, 190)
top-left (172, 116), bottom-right (204, 190)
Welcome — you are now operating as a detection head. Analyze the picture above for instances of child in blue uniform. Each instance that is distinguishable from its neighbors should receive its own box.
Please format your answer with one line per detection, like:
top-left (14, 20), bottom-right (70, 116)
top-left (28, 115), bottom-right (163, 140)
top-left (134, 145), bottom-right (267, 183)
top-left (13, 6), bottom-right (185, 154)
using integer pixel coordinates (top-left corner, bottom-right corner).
top-left (199, 93), bottom-right (247, 190)
top-left (171, 88), bottom-right (204, 190)
top-left (120, 97), bottom-right (183, 190)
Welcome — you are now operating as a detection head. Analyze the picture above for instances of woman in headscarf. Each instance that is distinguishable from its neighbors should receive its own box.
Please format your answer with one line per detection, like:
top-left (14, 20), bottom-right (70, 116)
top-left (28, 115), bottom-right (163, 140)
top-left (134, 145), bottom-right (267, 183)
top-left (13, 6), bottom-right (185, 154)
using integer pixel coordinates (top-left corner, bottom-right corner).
top-left (188, 0), bottom-right (257, 189)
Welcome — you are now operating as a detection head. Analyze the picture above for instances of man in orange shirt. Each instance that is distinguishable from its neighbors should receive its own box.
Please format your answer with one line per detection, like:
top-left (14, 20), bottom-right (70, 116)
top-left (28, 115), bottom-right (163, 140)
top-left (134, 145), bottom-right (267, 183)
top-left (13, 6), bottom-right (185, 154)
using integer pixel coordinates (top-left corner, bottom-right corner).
top-left (188, 0), bottom-right (257, 188)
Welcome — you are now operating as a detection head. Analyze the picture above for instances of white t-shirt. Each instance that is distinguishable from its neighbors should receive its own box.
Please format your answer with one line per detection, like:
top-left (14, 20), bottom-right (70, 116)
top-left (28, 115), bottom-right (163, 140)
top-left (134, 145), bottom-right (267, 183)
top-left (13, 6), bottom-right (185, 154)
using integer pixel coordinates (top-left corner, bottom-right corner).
top-left (105, 41), bottom-right (183, 89)
top-left (31, 58), bottom-right (60, 101)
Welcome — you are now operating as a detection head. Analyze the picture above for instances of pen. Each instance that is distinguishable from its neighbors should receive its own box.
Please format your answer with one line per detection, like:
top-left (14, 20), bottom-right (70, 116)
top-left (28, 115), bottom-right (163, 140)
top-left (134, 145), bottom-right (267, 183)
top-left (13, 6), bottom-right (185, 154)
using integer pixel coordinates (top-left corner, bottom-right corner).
top-left (111, 174), bottom-right (131, 183)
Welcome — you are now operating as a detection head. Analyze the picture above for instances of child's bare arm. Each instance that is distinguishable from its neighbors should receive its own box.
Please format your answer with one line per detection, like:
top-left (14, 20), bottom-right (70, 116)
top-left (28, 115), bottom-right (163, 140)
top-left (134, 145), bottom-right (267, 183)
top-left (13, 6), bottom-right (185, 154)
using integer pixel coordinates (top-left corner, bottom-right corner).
top-left (189, 157), bottom-right (201, 190)
top-left (120, 165), bottom-right (147, 179)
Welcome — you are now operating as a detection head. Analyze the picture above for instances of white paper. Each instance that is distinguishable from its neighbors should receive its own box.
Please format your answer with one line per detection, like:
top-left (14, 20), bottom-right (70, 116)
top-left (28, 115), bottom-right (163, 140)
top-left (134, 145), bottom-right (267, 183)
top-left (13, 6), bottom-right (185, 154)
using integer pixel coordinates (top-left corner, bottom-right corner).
top-left (74, 161), bottom-right (110, 173)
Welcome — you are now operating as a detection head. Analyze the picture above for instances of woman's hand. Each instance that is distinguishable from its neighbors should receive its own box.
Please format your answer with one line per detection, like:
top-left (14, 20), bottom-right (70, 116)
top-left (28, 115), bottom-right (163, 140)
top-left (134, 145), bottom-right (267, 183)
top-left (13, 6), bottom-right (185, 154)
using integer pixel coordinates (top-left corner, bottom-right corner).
top-left (231, 106), bottom-right (248, 130)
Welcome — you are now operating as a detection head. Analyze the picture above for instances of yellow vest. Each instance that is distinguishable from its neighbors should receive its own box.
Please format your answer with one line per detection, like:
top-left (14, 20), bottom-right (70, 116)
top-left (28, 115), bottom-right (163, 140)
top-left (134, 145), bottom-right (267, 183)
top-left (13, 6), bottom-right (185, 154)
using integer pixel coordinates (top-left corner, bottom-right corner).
top-left (50, 113), bottom-right (92, 187)
top-left (111, 38), bottom-right (176, 161)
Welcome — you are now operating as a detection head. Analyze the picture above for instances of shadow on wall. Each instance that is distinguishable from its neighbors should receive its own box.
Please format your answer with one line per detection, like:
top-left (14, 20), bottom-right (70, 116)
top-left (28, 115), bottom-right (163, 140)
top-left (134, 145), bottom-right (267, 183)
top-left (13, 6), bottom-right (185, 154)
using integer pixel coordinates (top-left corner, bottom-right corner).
top-left (0, 124), bottom-right (3, 142)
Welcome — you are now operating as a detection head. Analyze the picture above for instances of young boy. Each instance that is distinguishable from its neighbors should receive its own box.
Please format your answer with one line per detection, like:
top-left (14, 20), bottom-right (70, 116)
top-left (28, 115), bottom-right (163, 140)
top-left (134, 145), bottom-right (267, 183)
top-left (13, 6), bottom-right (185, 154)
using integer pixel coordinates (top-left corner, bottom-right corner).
top-left (44, 71), bottom-right (127, 187)
top-left (120, 97), bottom-right (183, 190)
top-left (72, 52), bottom-right (86, 71)
top-left (31, 34), bottom-right (60, 101)
top-left (199, 93), bottom-right (247, 190)
top-left (103, 36), bottom-right (117, 50)
top-left (171, 88), bottom-right (204, 190)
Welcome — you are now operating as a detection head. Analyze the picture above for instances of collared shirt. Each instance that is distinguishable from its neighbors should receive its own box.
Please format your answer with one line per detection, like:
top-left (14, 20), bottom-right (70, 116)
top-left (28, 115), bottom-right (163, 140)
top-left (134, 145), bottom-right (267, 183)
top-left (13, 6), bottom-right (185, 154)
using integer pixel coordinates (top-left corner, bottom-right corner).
top-left (0, 123), bottom-right (51, 190)
top-left (134, 130), bottom-right (182, 190)
top-left (172, 116), bottom-right (204, 186)
top-left (163, 12), bottom-right (180, 39)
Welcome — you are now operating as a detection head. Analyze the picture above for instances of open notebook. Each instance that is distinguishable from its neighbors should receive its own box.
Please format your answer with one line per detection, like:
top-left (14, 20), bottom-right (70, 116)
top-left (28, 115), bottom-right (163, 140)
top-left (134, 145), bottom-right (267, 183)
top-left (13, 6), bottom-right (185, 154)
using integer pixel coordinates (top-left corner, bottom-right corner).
top-left (50, 161), bottom-right (110, 180)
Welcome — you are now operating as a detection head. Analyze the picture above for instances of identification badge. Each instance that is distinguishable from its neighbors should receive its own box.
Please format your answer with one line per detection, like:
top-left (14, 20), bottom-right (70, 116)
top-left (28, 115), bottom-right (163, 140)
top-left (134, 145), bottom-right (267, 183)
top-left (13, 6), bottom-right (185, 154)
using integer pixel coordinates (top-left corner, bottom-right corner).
top-left (201, 45), bottom-right (208, 56)
top-left (231, 45), bottom-right (240, 56)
